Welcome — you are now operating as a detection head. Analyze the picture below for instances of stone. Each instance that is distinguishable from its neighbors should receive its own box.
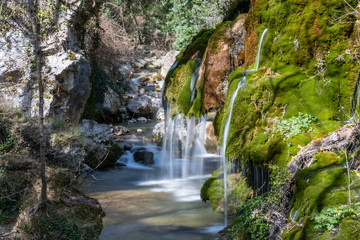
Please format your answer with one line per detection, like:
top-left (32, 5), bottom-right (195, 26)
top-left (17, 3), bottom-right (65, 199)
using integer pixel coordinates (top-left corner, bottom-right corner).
top-left (118, 64), bottom-right (134, 78)
top-left (152, 121), bottom-right (165, 144)
top-left (136, 129), bottom-right (143, 133)
top-left (156, 108), bottom-right (165, 121)
top-left (102, 87), bottom-right (122, 115)
top-left (153, 50), bottom-right (180, 77)
top-left (113, 125), bottom-right (129, 136)
top-left (137, 117), bottom-right (147, 122)
top-left (133, 150), bottom-right (155, 165)
top-left (198, 15), bottom-right (246, 111)
top-left (0, 0), bottom-right (95, 124)
top-left (126, 95), bottom-right (161, 117)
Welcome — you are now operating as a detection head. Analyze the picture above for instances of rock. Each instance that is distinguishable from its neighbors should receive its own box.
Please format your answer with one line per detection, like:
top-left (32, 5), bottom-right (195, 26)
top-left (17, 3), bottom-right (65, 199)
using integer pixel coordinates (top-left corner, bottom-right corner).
top-left (156, 108), bottom-right (165, 121)
top-left (152, 121), bottom-right (165, 144)
top-left (136, 129), bottom-right (143, 133)
top-left (79, 119), bottom-right (111, 143)
top-left (153, 50), bottom-right (180, 77)
top-left (126, 95), bottom-right (161, 117)
top-left (139, 88), bottom-right (146, 94)
top-left (133, 150), bottom-right (155, 165)
top-left (113, 125), bottom-right (129, 136)
top-left (199, 15), bottom-right (246, 111)
top-left (137, 117), bottom-right (147, 122)
top-left (205, 121), bottom-right (218, 153)
top-left (102, 87), bottom-right (122, 115)
top-left (118, 64), bottom-right (134, 78)
top-left (0, 0), bottom-right (95, 123)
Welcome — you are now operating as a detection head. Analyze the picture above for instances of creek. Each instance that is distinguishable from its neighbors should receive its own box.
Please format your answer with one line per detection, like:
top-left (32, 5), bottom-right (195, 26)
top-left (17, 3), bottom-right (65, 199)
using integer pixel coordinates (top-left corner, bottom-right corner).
top-left (82, 121), bottom-right (225, 240)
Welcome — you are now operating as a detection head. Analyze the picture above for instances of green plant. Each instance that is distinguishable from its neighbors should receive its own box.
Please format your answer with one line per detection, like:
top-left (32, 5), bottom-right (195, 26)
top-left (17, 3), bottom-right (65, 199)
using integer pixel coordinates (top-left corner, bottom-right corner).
top-left (277, 112), bottom-right (318, 139)
top-left (311, 203), bottom-right (360, 232)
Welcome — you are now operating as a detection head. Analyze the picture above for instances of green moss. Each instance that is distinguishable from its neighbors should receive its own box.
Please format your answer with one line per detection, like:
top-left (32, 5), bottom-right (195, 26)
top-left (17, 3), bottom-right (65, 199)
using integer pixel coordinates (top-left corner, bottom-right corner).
top-left (200, 170), bottom-right (224, 211)
top-left (282, 150), bottom-right (360, 239)
top-left (189, 77), bottom-right (204, 118)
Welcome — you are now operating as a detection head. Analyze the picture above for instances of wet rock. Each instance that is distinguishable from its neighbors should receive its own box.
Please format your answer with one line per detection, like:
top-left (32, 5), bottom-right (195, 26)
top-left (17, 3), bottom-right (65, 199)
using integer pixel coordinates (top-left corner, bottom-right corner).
top-left (137, 117), bottom-right (147, 122)
top-left (133, 150), bottom-right (155, 165)
top-left (136, 129), bottom-right (144, 133)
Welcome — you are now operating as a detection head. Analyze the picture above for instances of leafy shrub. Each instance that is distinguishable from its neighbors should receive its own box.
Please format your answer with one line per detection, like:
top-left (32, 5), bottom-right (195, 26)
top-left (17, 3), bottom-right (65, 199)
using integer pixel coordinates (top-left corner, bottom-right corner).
top-left (311, 203), bottom-right (360, 232)
top-left (277, 112), bottom-right (318, 139)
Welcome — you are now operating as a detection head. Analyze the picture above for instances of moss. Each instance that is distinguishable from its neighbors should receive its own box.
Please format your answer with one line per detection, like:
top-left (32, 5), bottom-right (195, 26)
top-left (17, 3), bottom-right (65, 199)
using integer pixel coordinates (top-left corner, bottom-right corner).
top-left (282, 150), bottom-right (360, 239)
top-left (173, 60), bottom-right (196, 115)
top-left (200, 170), bottom-right (224, 211)
top-left (189, 77), bottom-right (205, 118)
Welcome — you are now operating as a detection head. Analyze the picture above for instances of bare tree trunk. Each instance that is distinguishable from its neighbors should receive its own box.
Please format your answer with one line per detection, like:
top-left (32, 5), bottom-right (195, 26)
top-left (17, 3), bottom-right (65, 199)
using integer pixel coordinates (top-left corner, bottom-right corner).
top-left (29, 0), bottom-right (47, 205)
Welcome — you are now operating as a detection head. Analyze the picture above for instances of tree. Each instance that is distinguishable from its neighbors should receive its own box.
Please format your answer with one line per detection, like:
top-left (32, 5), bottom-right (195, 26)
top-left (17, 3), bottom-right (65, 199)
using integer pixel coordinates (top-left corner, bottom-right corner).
top-left (28, 0), bottom-right (47, 205)
top-left (0, 0), bottom-right (63, 206)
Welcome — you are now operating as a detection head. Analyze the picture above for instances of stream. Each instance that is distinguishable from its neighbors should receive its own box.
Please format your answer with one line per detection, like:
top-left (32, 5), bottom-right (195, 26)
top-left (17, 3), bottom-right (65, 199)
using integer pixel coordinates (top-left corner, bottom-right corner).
top-left (82, 122), bottom-right (225, 240)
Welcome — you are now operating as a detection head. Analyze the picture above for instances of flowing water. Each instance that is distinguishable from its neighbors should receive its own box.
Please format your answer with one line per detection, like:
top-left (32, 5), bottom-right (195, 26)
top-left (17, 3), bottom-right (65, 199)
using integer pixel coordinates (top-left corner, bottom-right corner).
top-left (83, 121), bottom-right (224, 240)
top-left (254, 28), bottom-right (268, 71)
top-left (220, 28), bottom-right (269, 224)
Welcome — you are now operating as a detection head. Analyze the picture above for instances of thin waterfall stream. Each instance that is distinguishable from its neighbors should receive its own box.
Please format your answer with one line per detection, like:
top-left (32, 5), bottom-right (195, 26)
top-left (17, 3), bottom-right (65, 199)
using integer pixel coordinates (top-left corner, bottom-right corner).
top-left (220, 28), bottom-right (268, 225)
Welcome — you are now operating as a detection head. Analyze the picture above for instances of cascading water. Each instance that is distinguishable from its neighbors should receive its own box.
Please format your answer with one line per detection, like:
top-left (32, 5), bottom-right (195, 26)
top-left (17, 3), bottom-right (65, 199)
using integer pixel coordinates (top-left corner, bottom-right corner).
top-left (254, 28), bottom-right (268, 71)
top-left (161, 104), bottom-right (210, 179)
top-left (221, 75), bottom-right (247, 225)
top-left (220, 28), bottom-right (268, 225)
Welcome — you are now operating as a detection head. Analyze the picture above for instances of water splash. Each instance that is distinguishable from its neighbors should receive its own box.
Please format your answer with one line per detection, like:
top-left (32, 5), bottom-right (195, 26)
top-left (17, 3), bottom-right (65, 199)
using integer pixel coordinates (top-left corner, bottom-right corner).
top-left (254, 28), bottom-right (268, 70)
top-left (161, 104), bottom-right (210, 179)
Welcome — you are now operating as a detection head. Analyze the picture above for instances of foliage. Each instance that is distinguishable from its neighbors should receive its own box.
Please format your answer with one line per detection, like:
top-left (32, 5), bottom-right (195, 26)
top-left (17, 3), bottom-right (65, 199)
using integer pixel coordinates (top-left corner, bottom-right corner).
top-left (101, 0), bottom-right (237, 50)
top-left (20, 204), bottom-right (100, 240)
top-left (229, 166), bottom-right (289, 239)
top-left (0, 123), bottom-right (18, 153)
top-left (277, 112), bottom-right (318, 139)
top-left (0, 172), bottom-right (29, 224)
top-left (230, 197), bottom-right (269, 239)
top-left (311, 203), bottom-right (360, 232)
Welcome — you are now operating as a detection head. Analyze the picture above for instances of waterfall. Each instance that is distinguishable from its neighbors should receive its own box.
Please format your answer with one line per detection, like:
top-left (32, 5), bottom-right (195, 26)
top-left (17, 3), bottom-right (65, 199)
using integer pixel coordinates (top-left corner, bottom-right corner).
top-left (254, 28), bottom-right (268, 71)
top-left (219, 28), bottom-right (268, 225)
top-left (161, 104), bottom-right (209, 179)
top-left (220, 75), bottom-right (247, 225)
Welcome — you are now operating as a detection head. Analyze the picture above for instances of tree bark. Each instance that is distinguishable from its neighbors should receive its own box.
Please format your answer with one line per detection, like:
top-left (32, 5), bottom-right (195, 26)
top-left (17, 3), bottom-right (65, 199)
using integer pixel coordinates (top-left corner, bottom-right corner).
top-left (29, 0), bottom-right (47, 205)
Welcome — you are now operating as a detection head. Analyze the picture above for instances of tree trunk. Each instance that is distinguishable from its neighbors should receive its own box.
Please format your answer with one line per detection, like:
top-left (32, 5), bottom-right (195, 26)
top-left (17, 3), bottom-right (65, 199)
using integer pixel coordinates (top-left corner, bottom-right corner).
top-left (29, 0), bottom-right (47, 205)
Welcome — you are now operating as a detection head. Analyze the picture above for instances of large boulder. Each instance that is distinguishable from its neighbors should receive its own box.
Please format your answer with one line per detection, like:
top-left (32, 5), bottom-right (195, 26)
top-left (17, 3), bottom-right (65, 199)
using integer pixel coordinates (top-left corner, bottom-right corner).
top-left (102, 86), bottom-right (122, 115)
top-left (126, 95), bottom-right (161, 117)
